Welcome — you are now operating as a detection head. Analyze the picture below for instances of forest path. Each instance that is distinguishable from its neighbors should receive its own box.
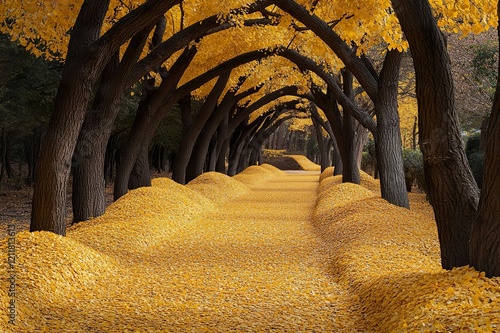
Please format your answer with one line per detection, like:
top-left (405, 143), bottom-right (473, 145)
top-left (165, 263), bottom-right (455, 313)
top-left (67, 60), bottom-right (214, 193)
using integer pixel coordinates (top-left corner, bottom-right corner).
top-left (116, 172), bottom-right (363, 331)
top-left (130, 172), bottom-right (361, 331)
top-left (3, 172), bottom-right (364, 332)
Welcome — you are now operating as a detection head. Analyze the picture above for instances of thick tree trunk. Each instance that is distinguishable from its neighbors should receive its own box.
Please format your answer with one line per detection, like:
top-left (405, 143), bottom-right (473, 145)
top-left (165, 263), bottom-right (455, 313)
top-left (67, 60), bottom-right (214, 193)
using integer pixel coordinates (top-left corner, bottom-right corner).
top-left (392, 0), bottom-right (480, 268)
top-left (31, 0), bottom-right (112, 235)
top-left (375, 49), bottom-right (409, 208)
top-left (72, 152), bottom-right (106, 224)
top-left (469, 6), bottom-right (500, 277)
top-left (30, 0), bottom-right (180, 234)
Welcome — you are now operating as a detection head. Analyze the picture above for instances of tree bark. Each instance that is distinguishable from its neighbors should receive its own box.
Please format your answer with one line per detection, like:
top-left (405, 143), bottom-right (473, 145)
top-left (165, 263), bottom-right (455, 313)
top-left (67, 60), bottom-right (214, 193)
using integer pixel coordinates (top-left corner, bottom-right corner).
top-left (172, 71), bottom-right (231, 184)
top-left (469, 4), bottom-right (500, 277)
top-left (128, 142), bottom-right (151, 190)
top-left (30, 0), bottom-right (112, 235)
top-left (30, 0), bottom-right (181, 234)
top-left (342, 70), bottom-right (360, 184)
top-left (375, 49), bottom-right (409, 208)
top-left (392, 0), bottom-right (480, 268)
top-left (114, 45), bottom-right (197, 199)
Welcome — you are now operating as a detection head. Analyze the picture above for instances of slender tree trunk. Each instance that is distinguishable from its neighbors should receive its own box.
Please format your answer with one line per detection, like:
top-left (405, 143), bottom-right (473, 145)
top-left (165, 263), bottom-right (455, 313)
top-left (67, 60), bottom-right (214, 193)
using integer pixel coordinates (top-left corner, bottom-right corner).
top-left (375, 49), bottom-right (409, 208)
top-left (392, 0), bottom-right (480, 268)
top-left (332, 136), bottom-right (343, 176)
top-left (115, 46), bottom-right (197, 198)
top-left (342, 70), bottom-right (360, 184)
top-left (128, 143), bottom-right (151, 190)
top-left (172, 71), bottom-right (231, 184)
top-left (216, 137), bottom-right (230, 173)
top-left (312, 117), bottom-right (329, 172)
top-left (469, 4), bottom-right (500, 277)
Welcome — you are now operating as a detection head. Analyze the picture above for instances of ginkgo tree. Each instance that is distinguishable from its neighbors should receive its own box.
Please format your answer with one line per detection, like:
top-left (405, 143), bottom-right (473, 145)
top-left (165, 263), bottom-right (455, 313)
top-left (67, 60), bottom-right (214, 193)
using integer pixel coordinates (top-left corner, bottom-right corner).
top-left (4, 0), bottom-right (500, 277)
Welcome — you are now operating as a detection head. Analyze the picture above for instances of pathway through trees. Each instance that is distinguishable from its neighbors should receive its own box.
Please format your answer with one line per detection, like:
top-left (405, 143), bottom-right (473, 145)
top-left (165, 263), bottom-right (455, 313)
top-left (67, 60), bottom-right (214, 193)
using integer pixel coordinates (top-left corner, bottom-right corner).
top-left (1, 171), bottom-right (364, 332)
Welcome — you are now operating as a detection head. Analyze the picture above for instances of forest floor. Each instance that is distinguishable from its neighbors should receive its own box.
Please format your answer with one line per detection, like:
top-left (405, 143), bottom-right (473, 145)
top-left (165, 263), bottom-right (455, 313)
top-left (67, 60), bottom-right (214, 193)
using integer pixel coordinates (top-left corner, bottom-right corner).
top-left (1, 164), bottom-right (499, 332)
top-left (0, 171), bottom-right (170, 235)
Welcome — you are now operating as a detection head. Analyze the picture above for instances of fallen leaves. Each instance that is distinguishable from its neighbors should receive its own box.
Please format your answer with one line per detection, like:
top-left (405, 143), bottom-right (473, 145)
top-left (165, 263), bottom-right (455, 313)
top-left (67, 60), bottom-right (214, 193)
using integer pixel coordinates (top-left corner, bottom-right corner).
top-left (314, 173), bottom-right (500, 332)
top-left (1, 161), bottom-right (498, 332)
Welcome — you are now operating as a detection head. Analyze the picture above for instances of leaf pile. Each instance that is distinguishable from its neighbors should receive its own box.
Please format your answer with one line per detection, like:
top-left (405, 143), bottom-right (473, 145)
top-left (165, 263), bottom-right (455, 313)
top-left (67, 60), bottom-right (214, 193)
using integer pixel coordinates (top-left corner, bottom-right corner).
top-left (232, 164), bottom-right (279, 185)
top-left (0, 165), bottom-right (362, 332)
top-left (286, 154), bottom-right (321, 171)
top-left (319, 166), bottom-right (335, 182)
top-left (186, 172), bottom-right (249, 204)
top-left (314, 174), bottom-right (500, 332)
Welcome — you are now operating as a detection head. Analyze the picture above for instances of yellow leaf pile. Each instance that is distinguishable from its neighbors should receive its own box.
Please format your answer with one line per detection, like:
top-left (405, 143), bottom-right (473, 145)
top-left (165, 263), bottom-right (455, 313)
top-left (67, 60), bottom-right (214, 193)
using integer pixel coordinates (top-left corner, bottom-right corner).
top-left (286, 155), bottom-right (321, 171)
top-left (319, 166), bottom-right (335, 182)
top-left (186, 172), bottom-right (249, 204)
top-left (232, 164), bottom-right (277, 185)
top-left (314, 173), bottom-right (500, 332)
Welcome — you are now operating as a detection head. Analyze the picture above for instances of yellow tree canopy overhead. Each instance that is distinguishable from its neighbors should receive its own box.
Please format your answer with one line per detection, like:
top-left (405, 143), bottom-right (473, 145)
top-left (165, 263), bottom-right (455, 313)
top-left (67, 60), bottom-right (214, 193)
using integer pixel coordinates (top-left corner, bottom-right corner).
top-left (1, 0), bottom-right (496, 60)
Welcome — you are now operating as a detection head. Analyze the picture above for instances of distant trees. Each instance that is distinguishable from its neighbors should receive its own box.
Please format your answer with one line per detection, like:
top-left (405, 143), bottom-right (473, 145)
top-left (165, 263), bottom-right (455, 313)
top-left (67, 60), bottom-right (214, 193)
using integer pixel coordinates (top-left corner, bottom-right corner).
top-left (0, 34), bottom-right (61, 185)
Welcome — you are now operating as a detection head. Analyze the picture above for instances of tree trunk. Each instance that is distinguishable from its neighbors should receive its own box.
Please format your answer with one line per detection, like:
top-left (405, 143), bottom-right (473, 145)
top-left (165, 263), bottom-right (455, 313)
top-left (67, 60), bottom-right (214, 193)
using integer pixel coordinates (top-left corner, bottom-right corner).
top-left (31, 0), bottom-right (112, 235)
top-left (128, 142), bottom-right (151, 190)
top-left (332, 136), bottom-right (343, 176)
top-left (172, 71), bottom-right (231, 184)
top-left (374, 49), bottom-right (409, 208)
top-left (342, 70), bottom-right (360, 184)
top-left (392, 0), bottom-right (480, 269)
top-left (315, 120), bottom-right (329, 172)
top-left (469, 5), bottom-right (500, 277)
top-left (115, 46), bottom-right (198, 198)
top-left (30, 0), bottom-right (179, 234)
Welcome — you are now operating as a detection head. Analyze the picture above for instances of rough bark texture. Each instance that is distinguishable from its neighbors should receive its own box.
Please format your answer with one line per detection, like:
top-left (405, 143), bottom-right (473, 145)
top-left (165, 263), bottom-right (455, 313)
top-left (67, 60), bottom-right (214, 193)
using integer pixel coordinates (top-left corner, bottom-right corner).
top-left (31, 0), bottom-right (112, 235)
top-left (375, 49), bottom-right (409, 208)
top-left (30, 0), bottom-right (181, 234)
top-left (392, 0), bottom-right (479, 268)
top-left (341, 70), bottom-right (360, 184)
top-left (469, 5), bottom-right (500, 277)
top-left (172, 71), bottom-right (231, 184)
top-left (72, 27), bottom-right (150, 223)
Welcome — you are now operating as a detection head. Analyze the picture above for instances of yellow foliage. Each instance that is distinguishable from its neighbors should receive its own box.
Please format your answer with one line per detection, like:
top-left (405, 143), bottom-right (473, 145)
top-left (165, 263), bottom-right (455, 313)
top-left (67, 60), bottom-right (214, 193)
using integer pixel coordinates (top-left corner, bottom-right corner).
top-left (319, 166), bottom-right (334, 182)
top-left (232, 165), bottom-right (275, 185)
top-left (259, 163), bottom-right (287, 175)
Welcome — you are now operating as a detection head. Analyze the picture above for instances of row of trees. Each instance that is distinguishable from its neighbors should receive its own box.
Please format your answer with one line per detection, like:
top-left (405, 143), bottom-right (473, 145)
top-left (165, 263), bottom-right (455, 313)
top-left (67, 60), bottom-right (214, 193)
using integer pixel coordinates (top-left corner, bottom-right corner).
top-left (1, 0), bottom-right (499, 276)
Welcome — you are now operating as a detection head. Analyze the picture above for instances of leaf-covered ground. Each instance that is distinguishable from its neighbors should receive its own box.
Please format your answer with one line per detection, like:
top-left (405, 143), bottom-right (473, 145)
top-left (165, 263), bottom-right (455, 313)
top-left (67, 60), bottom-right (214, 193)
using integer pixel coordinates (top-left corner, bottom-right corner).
top-left (0, 163), bottom-right (499, 332)
top-left (0, 165), bottom-right (362, 332)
